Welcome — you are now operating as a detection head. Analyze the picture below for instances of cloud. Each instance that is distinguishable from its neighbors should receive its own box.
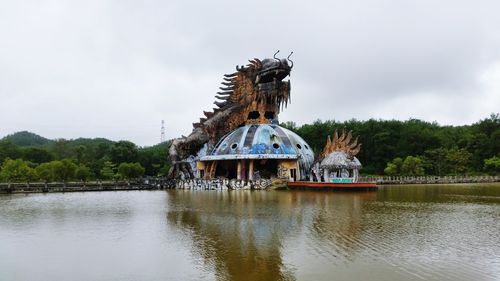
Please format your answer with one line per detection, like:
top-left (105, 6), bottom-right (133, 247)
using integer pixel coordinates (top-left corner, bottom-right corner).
top-left (0, 0), bottom-right (499, 145)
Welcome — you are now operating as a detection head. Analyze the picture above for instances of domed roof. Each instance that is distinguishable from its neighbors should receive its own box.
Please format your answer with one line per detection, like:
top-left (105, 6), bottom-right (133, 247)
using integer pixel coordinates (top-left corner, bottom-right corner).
top-left (200, 124), bottom-right (314, 163)
top-left (320, 151), bottom-right (362, 169)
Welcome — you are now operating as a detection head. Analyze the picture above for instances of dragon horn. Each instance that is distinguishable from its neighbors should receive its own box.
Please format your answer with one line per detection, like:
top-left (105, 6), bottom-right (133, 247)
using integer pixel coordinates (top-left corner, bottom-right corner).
top-left (287, 51), bottom-right (294, 68)
top-left (273, 50), bottom-right (280, 62)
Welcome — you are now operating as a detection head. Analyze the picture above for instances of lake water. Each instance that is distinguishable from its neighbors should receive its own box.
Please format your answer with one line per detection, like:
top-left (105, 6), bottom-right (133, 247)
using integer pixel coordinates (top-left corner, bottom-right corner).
top-left (1, 184), bottom-right (499, 281)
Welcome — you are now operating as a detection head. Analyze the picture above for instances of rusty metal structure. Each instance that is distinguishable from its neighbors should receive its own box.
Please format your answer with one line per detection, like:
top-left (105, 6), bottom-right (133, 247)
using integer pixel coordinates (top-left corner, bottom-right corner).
top-left (169, 51), bottom-right (314, 181)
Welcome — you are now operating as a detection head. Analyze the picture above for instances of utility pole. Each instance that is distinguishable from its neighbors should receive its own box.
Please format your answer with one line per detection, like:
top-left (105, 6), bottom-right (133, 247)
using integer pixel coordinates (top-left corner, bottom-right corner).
top-left (161, 120), bottom-right (165, 143)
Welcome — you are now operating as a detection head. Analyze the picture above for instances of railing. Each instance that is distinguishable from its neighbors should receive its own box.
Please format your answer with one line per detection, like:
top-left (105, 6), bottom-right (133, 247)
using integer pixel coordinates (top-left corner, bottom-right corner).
top-left (1, 176), bottom-right (498, 193)
top-left (0, 180), bottom-right (155, 193)
top-left (358, 175), bottom-right (499, 185)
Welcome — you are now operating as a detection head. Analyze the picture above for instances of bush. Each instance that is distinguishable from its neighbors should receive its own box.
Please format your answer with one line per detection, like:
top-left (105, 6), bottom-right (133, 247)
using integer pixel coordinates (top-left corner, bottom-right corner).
top-left (117, 162), bottom-right (145, 180)
top-left (484, 156), bottom-right (500, 175)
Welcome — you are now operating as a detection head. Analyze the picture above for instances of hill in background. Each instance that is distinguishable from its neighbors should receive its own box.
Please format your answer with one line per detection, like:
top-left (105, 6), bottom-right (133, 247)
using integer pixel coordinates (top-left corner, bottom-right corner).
top-left (1, 131), bottom-right (52, 147)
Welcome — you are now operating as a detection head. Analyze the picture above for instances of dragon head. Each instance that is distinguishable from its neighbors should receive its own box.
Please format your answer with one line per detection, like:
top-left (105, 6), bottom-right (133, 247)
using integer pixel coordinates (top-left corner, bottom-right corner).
top-left (255, 50), bottom-right (294, 84)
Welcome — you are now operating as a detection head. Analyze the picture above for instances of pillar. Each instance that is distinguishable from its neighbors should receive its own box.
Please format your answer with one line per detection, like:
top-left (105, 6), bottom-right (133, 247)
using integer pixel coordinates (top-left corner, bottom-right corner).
top-left (237, 160), bottom-right (242, 180)
top-left (249, 160), bottom-right (254, 180)
top-left (324, 168), bottom-right (330, 182)
top-left (241, 160), bottom-right (246, 181)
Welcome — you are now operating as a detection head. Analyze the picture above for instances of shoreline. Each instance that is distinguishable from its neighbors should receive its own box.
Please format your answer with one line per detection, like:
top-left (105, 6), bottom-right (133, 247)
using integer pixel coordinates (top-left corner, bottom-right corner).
top-left (1, 176), bottom-right (499, 194)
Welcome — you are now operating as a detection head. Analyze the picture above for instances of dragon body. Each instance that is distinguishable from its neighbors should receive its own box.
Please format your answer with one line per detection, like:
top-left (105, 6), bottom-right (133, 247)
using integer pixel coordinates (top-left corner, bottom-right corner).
top-left (169, 52), bottom-right (294, 179)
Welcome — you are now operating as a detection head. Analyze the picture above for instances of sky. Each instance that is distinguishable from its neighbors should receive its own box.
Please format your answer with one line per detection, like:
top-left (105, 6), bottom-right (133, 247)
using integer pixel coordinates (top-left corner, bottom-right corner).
top-left (1, 0), bottom-right (499, 146)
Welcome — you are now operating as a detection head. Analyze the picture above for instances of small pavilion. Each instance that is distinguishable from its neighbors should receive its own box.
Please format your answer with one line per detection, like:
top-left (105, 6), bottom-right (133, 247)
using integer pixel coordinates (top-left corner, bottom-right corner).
top-left (311, 129), bottom-right (363, 183)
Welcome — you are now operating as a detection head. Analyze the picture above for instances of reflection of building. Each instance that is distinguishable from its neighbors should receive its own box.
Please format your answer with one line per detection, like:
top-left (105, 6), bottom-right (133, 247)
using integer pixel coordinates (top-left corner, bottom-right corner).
top-left (166, 190), bottom-right (378, 279)
top-left (198, 123), bottom-right (314, 181)
top-left (166, 191), bottom-right (298, 281)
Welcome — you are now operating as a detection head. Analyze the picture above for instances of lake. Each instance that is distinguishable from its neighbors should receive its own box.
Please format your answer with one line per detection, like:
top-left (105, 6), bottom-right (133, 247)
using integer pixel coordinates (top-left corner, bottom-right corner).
top-left (1, 184), bottom-right (499, 281)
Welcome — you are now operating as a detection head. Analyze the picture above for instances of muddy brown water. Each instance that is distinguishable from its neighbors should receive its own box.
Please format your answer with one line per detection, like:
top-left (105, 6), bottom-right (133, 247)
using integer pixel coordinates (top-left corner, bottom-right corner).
top-left (1, 184), bottom-right (499, 281)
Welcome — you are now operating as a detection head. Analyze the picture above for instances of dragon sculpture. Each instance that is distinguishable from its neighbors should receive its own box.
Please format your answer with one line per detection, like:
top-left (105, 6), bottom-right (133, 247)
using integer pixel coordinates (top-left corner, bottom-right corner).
top-left (168, 51), bottom-right (294, 179)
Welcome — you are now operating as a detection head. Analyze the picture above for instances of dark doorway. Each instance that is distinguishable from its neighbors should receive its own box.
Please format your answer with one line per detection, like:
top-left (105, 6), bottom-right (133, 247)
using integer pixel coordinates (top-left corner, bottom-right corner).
top-left (214, 161), bottom-right (238, 179)
top-left (254, 159), bottom-right (278, 178)
top-left (290, 169), bottom-right (297, 181)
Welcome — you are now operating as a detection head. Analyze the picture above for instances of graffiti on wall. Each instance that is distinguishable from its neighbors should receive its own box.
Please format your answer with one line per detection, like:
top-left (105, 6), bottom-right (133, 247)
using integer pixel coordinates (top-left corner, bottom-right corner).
top-left (171, 178), bottom-right (273, 190)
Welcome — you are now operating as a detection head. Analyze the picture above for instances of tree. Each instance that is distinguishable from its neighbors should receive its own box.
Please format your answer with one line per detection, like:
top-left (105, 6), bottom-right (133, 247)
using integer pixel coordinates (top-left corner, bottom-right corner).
top-left (483, 156), bottom-right (500, 176)
top-left (137, 142), bottom-right (171, 176)
top-left (110, 141), bottom-right (139, 164)
top-left (0, 158), bottom-right (36, 182)
top-left (51, 159), bottom-right (77, 182)
top-left (51, 139), bottom-right (72, 159)
top-left (401, 156), bottom-right (425, 176)
top-left (424, 148), bottom-right (448, 175)
top-left (281, 121), bottom-right (297, 131)
top-left (159, 164), bottom-right (171, 176)
top-left (384, 157), bottom-right (403, 176)
top-left (100, 161), bottom-right (116, 180)
top-left (74, 145), bottom-right (86, 164)
top-left (35, 163), bottom-right (54, 183)
top-left (22, 147), bottom-right (54, 164)
top-left (117, 162), bottom-right (145, 180)
top-left (445, 148), bottom-right (472, 175)
top-left (75, 165), bottom-right (93, 182)
top-left (0, 140), bottom-right (21, 163)
top-left (467, 113), bottom-right (500, 169)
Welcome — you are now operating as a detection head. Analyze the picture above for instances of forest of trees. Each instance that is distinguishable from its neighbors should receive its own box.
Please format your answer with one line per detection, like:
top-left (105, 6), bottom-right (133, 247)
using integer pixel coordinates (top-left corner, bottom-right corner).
top-left (0, 114), bottom-right (498, 182)
top-left (281, 113), bottom-right (499, 176)
top-left (0, 132), bottom-right (170, 182)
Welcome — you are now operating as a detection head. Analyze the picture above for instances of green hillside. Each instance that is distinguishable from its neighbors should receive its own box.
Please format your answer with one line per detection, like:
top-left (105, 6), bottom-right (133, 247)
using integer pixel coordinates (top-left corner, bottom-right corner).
top-left (1, 131), bottom-right (52, 147)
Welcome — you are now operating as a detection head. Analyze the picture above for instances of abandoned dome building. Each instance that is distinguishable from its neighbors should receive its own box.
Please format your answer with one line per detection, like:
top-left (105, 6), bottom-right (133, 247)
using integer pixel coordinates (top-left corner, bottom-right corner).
top-left (168, 52), bottom-right (314, 181)
top-left (198, 123), bottom-right (314, 181)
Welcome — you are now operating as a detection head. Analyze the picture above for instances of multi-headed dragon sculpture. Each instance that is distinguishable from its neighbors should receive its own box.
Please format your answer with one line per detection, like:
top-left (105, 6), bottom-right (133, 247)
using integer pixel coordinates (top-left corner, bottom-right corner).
top-left (168, 51), bottom-right (294, 179)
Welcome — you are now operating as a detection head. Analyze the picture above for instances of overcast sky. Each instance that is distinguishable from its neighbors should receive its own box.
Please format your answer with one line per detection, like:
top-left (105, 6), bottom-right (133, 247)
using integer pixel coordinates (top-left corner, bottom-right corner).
top-left (1, 0), bottom-right (499, 146)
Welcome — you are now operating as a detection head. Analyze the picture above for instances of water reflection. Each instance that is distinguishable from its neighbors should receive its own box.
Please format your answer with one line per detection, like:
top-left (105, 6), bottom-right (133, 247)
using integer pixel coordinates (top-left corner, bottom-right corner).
top-left (166, 191), bottom-right (297, 281)
top-left (166, 191), bottom-right (378, 280)
top-left (165, 186), bottom-right (500, 281)
top-left (0, 184), bottom-right (499, 281)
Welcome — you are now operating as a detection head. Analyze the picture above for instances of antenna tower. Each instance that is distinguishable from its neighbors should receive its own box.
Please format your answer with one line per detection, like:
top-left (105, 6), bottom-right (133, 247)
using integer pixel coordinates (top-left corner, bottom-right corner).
top-left (161, 120), bottom-right (165, 143)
